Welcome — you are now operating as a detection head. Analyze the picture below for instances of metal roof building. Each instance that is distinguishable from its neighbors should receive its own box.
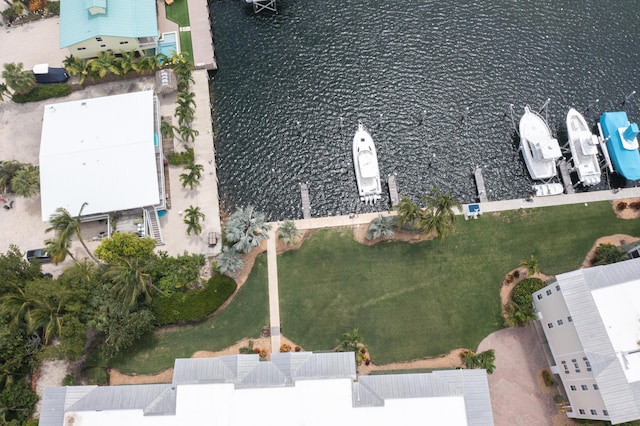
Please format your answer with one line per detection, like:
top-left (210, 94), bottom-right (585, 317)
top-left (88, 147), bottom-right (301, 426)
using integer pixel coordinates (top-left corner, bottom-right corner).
top-left (533, 257), bottom-right (640, 424)
top-left (40, 352), bottom-right (493, 425)
top-left (59, 0), bottom-right (158, 48)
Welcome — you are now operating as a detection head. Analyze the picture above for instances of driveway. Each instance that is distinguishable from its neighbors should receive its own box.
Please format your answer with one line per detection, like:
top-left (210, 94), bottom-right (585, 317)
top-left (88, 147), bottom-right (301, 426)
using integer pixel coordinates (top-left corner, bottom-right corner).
top-left (477, 326), bottom-right (576, 426)
top-left (0, 17), bottom-right (68, 84)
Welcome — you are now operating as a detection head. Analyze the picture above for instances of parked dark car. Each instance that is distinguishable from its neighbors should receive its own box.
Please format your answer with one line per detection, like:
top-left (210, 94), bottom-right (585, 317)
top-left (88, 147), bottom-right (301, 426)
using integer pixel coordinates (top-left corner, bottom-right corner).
top-left (26, 248), bottom-right (51, 263)
top-left (33, 64), bottom-right (69, 84)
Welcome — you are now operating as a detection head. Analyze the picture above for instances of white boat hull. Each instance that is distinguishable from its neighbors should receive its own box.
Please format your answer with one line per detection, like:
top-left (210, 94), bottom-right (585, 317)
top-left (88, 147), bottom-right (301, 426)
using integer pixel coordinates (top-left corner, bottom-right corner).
top-left (566, 108), bottom-right (601, 186)
top-left (519, 106), bottom-right (562, 180)
top-left (353, 124), bottom-right (382, 204)
top-left (533, 183), bottom-right (564, 197)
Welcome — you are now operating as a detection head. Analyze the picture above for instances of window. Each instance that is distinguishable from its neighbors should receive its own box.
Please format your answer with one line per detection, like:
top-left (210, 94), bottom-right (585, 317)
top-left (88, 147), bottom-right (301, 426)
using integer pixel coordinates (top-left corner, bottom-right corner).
top-left (557, 319), bottom-right (563, 326)
top-left (96, 37), bottom-right (103, 42)
top-left (119, 41), bottom-right (129, 45)
top-left (546, 289), bottom-right (552, 296)
top-left (572, 359), bottom-right (580, 373)
top-left (590, 409), bottom-right (597, 415)
top-left (556, 284), bottom-right (561, 291)
top-left (100, 44), bottom-right (106, 47)
top-left (583, 357), bottom-right (592, 372)
top-left (570, 385), bottom-right (576, 391)
top-left (77, 47), bottom-right (86, 51)
top-left (562, 361), bottom-right (570, 374)
top-left (581, 385), bottom-right (588, 391)
top-left (547, 323), bottom-right (553, 329)
top-left (593, 384), bottom-right (599, 390)
top-left (537, 294), bottom-right (543, 300)
top-left (579, 409), bottom-right (585, 415)
top-left (603, 410), bottom-right (609, 416)
top-left (567, 316), bottom-right (573, 322)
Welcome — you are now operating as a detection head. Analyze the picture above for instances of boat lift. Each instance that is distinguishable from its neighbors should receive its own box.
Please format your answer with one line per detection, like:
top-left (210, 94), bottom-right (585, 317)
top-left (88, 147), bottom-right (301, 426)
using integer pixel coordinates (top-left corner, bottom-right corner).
top-left (246, 0), bottom-right (277, 13)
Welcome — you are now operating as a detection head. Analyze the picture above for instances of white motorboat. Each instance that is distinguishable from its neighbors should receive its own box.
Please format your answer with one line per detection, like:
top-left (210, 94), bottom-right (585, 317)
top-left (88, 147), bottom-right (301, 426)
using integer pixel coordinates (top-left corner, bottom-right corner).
top-left (519, 106), bottom-right (562, 180)
top-left (533, 183), bottom-right (564, 197)
top-left (566, 108), bottom-right (601, 186)
top-left (353, 123), bottom-right (382, 204)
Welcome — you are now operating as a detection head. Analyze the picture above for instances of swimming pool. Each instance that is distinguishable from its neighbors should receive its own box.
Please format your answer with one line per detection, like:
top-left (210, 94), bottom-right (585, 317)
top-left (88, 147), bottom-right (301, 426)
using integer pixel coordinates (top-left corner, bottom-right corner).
top-left (157, 32), bottom-right (179, 57)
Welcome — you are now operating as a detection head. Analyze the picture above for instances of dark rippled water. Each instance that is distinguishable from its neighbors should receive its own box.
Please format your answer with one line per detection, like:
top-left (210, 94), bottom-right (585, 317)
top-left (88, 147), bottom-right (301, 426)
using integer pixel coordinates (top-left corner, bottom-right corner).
top-left (209, 0), bottom-right (640, 220)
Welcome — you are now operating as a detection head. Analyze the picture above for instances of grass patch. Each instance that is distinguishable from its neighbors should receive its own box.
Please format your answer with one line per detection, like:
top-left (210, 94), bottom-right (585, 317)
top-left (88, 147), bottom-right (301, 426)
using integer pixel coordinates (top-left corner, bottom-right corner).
top-left (165, 0), bottom-right (190, 27)
top-left (179, 31), bottom-right (194, 65)
top-left (278, 202), bottom-right (640, 365)
top-left (102, 256), bottom-right (269, 374)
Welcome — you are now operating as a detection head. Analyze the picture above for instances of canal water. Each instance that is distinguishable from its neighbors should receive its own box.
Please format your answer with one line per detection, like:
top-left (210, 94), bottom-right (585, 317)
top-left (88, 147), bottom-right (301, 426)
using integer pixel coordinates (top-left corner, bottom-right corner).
top-left (209, 0), bottom-right (640, 220)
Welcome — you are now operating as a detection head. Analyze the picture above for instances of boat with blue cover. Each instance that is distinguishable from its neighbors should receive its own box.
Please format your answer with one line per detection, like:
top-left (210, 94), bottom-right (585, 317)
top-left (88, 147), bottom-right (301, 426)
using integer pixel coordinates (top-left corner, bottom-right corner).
top-left (599, 112), bottom-right (640, 180)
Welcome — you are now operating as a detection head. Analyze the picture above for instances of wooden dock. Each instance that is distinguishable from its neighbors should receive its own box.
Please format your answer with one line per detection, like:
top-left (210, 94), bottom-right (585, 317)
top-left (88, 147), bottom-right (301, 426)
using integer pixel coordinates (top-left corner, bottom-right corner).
top-left (300, 183), bottom-right (311, 219)
top-left (558, 160), bottom-right (576, 194)
top-left (388, 175), bottom-right (399, 206)
top-left (474, 167), bottom-right (489, 203)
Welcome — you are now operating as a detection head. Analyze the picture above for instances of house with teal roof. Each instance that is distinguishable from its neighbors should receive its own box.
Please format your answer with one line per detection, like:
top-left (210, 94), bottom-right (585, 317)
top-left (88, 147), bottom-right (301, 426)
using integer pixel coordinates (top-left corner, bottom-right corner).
top-left (60, 0), bottom-right (159, 59)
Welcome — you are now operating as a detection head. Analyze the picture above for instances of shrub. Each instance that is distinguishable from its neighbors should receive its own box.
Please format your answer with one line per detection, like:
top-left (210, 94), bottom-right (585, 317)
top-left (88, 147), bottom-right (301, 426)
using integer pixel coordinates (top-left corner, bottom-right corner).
top-left (166, 148), bottom-right (194, 166)
top-left (12, 84), bottom-right (71, 103)
top-left (617, 201), bottom-right (629, 210)
top-left (294, 346), bottom-right (301, 352)
top-left (62, 374), bottom-right (75, 386)
top-left (512, 278), bottom-right (546, 307)
top-left (95, 233), bottom-right (156, 263)
top-left (631, 201), bottom-right (640, 210)
top-left (85, 367), bottom-right (109, 386)
top-left (513, 269), bottom-right (520, 279)
top-left (542, 369), bottom-right (554, 387)
top-left (239, 341), bottom-right (254, 354)
top-left (150, 274), bottom-right (237, 324)
top-left (46, 0), bottom-right (60, 15)
top-left (591, 243), bottom-right (628, 266)
top-left (259, 349), bottom-right (268, 359)
top-left (151, 251), bottom-right (206, 295)
top-left (280, 344), bottom-right (292, 353)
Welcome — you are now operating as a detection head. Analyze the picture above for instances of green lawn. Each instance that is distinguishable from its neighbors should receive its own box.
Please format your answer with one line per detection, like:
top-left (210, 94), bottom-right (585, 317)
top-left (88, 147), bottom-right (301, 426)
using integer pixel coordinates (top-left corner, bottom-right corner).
top-left (103, 256), bottom-right (269, 374)
top-left (179, 31), bottom-right (194, 65)
top-left (278, 202), bottom-right (640, 365)
top-left (165, 0), bottom-right (190, 27)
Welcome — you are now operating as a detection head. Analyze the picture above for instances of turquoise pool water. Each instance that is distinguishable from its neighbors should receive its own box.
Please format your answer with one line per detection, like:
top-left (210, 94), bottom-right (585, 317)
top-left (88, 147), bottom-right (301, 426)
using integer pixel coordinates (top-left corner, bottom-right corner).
top-left (158, 32), bottom-right (178, 57)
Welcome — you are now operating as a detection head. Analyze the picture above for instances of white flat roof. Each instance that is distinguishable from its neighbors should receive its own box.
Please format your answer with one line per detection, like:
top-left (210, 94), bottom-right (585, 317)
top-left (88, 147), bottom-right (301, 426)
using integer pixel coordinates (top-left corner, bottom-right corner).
top-left (39, 91), bottom-right (159, 221)
top-left (592, 279), bottom-right (640, 383)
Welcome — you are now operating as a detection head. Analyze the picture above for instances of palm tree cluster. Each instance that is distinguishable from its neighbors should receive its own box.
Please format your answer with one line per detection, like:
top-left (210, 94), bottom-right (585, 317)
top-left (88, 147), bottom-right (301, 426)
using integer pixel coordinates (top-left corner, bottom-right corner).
top-left (1, 62), bottom-right (36, 96)
top-left (217, 206), bottom-right (272, 276)
top-left (366, 214), bottom-right (395, 240)
top-left (460, 349), bottom-right (496, 374)
top-left (45, 203), bottom-right (98, 264)
top-left (179, 162), bottom-right (204, 190)
top-left (0, 160), bottom-right (40, 197)
top-left (183, 205), bottom-right (205, 236)
top-left (277, 220), bottom-right (302, 245)
top-left (393, 188), bottom-right (462, 241)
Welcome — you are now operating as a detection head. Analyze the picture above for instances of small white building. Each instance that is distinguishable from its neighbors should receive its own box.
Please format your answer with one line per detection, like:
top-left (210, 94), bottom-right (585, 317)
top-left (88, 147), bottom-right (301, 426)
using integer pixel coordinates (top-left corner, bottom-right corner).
top-left (533, 257), bottom-right (640, 424)
top-left (39, 90), bottom-right (166, 243)
top-left (39, 352), bottom-right (494, 425)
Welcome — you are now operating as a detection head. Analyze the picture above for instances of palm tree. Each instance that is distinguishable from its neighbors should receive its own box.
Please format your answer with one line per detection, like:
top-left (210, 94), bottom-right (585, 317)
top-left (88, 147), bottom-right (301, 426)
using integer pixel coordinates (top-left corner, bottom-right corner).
top-left (184, 205), bottom-right (205, 236)
top-left (178, 125), bottom-right (199, 143)
top-left (104, 258), bottom-right (156, 307)
top-left (179, 162), bottom-right (204, 190)
top-left (461, 349), bottom-right (496, 374)
top-left (0, 160), bottom-right (24, 194)
top-left (44, 237), bottom-right (74, 264)
top-left (46, 203), bottom-right (98, 263)
top-left (393, 195), bottom-right (421, 229)
top-left (116, 50), bottom-right (136, 75)
top-left (9, 165), bottom-right (39, 197)
top-left (217, 246), bottom-right (244, 275)
top-left (26, 296), bottom-right (64, 345)
top-left (366, 214), bottom-right (395, 240)
top-left (418, 209), bottom-right (455, 241)
top-left (1, 63), bottom-right (36, 95)
top-left (176, 91), bottom-right (196, 109)
top-left (87, 51), bottom-right (121, 79)
top-left (160, 120), bottom-right (175, 139)
top-left (62, 55), bottom-right (85, 77)
top-left (133, 54), bottom-right (160, 74)
top-left (336, 328), bottom-right (361, 353)
top-left (224, 205), bottom-right (272, 254)
top-left (503, 301), bottom-right (537, 327)
top-left (422, 188), bottom-right (461, 223)
top-left (520, 255), bottom-right (539, 276)
top-left (175, 103), bottom-right (195, 127)
top-left (277, 220), bottom-right (302, 245)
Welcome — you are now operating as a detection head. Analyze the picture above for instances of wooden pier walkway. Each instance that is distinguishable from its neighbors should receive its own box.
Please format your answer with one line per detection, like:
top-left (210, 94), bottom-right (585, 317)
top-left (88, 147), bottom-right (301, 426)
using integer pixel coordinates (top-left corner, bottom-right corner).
top-left (300, 183), bottom-right (311, 219)
top-left (474, 167), bottom-right (489, 203)
top-left (388, 175), bottom-right (399, 206)
top-left (557, 160), bottom-right (576, 194)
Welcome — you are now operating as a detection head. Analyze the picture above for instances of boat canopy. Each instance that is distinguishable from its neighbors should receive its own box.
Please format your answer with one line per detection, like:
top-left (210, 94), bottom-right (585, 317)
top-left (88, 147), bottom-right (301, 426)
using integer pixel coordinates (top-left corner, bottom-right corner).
top-left (600, 111), bottom-right (640, 180)
top-left (622, 123), bottom-right (640, 150)
top-left (579, 133), bottom-right (599, 156)
top-left (530, 134), bottom-right (561, 160)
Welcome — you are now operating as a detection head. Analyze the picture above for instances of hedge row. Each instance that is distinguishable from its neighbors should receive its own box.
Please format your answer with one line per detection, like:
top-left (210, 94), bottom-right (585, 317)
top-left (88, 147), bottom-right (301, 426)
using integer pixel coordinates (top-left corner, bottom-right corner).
top-left (512, 277), bottom-right (546, 307)
top-left (151, 274), bottom-right (237, 325)
top-left (12, 84), bottom-right (72, 103)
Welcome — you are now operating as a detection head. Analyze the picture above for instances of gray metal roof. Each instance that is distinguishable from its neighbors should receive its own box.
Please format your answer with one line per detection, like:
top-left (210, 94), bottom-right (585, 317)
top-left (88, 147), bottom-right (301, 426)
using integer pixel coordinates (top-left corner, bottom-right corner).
top-left (40, 386), bottom-right (96, 426)
top-left (557, 257), bottom-right (640, 423)
top-left (355, 369), bottom-right (494, 426)
top-left (66, 383), bottom-right (176, 415)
